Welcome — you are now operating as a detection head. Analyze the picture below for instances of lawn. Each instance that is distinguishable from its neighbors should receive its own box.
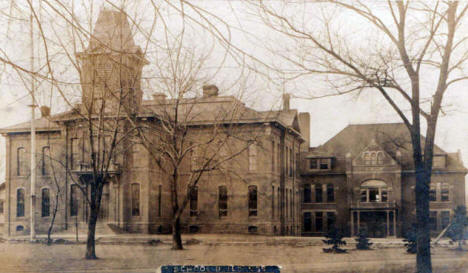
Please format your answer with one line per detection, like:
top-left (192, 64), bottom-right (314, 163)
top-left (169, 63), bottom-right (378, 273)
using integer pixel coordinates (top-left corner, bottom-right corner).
top-left (0, 241), bottom-right (466, 272)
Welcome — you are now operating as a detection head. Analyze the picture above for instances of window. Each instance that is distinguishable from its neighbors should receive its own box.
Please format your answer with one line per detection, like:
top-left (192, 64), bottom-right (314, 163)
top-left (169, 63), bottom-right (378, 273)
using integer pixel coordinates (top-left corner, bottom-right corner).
top-left (309, 159), bottom-right (318, 169)
top-left (16, 188), bottom-right (25, 217)
top-left (289, 148), bottom-right (293, 177)
top-left (370, 152), bottom-right (377, 165)
top-left (17, 147), bottom-right (26, 176)
top-left (0, 201), bottom-right (3, 214)
top-left (441, 211), bottom-right (450, 229)
top-left (377, 152), bottom-right (384, 165)
top-left (360, 180), bottom-right (388, 202)
top-left (70, 184), bottom-right (79, 216)
top-left (429, 186), bottom-right (436, 201)
top-left (271, 186), bottom-right (275, 218)
top-left (441, 183), bottom-right (449, 201)
top-left (303, 184), bottom-right (311, 203)
top-left (285, 189), bottom-right (289, 219)
top-left (42, 146), bottom-right (50, 176)
top-left (429, 211), bottom-right (437, 231)
top-left (315, 184), bottom-right (323, 203)
top-left (219, 186), bottom-right (228, 217)
top-left (271, 142), bottom-right (275, 173)
top-left (248, 145), bottom-right (257, 171)
top-left (363, 152), bottom-right (371, 165)
top-left (158, 185), bottom-right (162, 217)
top-left (315, 212), bottom-right (323, 232)
top-left (327, 212), bottom-right (336, 231)
top-left (190, 186), bottom-right (198, 217)
top-left (41, 188), bottom-right (50, 217)
top-left (277, 144), bottom-right (281, 173)
top-left (319, 158), bottom-right (330, 169)
top-left (71, 138), bottom-right (80, 170)
top-left (131, 183), bottom-right (140, 216)
top-left (248, 185), bottom-right (258, 216)
top-left (303, 212), bottom-right (312, 232)
top-left (326, 184), bottom-right (334, 202)
top-left (277, 187), bottom-right (280, 219)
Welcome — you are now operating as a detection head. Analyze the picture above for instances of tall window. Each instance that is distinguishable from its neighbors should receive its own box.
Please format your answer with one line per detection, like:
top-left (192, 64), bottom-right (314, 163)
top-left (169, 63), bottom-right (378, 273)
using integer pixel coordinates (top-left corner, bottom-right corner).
top-left (326, 184), bottom-right (334, 202)
top-left (248, 185), bottom-right (258, 216)
top-left (327, 212), bottom-right (336, 231)
top-left (429, 211), bottom-right (437, 231)
top-left (441, 211), bottom-right (450, 229)
top-left (271, 142), bottom-right (275, 173)
top-left (248, 145), bottom-right (257, 171)
top-left (309, 159), bottom-right (318, 169)
top-left (285, 189), bottom-right (289, 219)
top-left (303, 212), bottom-right (312, 232)
top-left (219, 186), bottom-right (228, 217)
top-left (131, 183), bottom-right (140, 216)
top-left (315, 184), bottom-right (323, 203)
top-left (41, 188), bottom-right (50, 217)
top-left (70, 184), bottom-right (79, 216)
top-left (189, 186), bottom-right (198, 217)
top-left (158, 185), bottom-right (162, 217)
top-left (441, 183), bottom-right (449, 201)
top-left (17, 147), bottom-right (26, 176)
top-left (315, 212), bottom-right (323, 232)
top-left (42, 146), bottom-right (50, 176)
top-left (429, 185), bottom-right (437, 201)
top-left (16, 188), bottom-right (25, 217)
top-left (377, 152), bottom-right (384, 164)
top-left (319, 158), bottom-right (330, 169)
top-left (271, 186), bottom-right (275, 218)
top-left (71, 138), bottom-right (80, 169)
top-left (303, 184), bottom-right (311, 203)
top-left (277, 187), bottom-right (280, 219)
top-left (289, 148), bottom-right (293, 177)
top-left (277, 144), bottom-right (281, 173)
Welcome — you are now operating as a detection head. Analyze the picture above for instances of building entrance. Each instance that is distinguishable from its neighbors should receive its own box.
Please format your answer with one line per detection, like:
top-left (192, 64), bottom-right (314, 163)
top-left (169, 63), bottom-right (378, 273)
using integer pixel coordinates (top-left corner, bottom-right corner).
top-left (359, 211), bottom-right (386, 237)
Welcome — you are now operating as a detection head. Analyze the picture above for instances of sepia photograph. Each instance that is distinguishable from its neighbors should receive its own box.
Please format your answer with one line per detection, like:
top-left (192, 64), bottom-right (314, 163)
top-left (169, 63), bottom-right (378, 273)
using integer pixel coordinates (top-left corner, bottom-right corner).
top-left (0, 0), bottom-right (466, 272)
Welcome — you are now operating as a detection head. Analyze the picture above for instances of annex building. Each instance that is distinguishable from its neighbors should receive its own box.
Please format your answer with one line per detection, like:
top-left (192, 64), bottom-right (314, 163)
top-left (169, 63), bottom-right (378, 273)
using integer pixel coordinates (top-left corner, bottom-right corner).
top-left (0, 10), bottom-right (466, 238)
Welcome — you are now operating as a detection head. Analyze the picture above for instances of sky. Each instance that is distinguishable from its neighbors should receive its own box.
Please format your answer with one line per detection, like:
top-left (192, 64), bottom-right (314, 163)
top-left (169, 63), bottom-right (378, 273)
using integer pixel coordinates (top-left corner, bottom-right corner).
top-left (0, 1), bottom-right (466, 194)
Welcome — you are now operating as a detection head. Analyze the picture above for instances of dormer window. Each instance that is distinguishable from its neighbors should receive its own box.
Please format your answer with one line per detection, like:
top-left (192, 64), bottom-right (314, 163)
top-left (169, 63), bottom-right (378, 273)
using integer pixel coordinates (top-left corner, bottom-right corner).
top-left (308, 157), bottom-right (332, 170)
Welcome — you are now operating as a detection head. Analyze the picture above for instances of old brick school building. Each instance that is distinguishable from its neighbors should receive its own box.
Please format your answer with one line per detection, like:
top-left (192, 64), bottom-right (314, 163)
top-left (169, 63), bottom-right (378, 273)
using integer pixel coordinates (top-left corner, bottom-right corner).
top-left (1, 10), bottom-right (466, 238)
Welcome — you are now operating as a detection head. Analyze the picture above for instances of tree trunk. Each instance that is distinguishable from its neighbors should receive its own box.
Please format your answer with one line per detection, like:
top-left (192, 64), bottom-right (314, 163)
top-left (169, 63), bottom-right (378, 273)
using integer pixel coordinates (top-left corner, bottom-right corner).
top-left (415, 167), bottom-right (432, 273)
top-left (85, 205), bottom-right (99, 259)
top-left (172, 217), bottom-right (183, 250)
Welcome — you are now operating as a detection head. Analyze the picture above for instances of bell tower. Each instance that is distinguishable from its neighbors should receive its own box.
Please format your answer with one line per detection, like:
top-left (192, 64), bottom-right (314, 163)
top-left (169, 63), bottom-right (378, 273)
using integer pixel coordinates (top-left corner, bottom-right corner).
top-left (77, 9), bottom-right (148, 115)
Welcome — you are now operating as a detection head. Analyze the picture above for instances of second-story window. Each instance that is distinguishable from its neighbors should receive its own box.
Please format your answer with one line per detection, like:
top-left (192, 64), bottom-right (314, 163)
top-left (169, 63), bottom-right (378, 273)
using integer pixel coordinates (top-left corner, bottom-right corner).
top-left (303, 184), bottom-right (311, 203)
top-left (70, 184), bottom-right (79, 216)
top-left (441, 183), bottom-right (450, 201)
top-left (429, 185), bottom-right (437, 201)
top-left (309, 159), bottom-right (318, 169)
top-left (41, 188), bottom-right (50, 217)
top-left (360, 180), bottom-right (388, 202)
top-left (326, 184), bottom-right (334, 202)
top-left (131, 183), bottom-right (140, 216)
top-left (248, 185), bottom-right (258, 216)
top-left (315, 184), bottom-right (323, 203)
top-left (71, 138), bottom-right (80, 169)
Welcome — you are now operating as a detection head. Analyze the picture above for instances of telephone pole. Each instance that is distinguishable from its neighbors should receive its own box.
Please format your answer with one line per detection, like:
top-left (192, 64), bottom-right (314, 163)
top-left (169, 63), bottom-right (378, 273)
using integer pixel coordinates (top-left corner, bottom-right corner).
top-left (29, 12), bottom-right (36, 241)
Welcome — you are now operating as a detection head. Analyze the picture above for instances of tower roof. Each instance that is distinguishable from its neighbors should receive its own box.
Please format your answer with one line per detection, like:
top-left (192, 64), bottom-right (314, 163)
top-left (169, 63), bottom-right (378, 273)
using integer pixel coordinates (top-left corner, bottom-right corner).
top-left (88, 9), bottom-right (136, 52)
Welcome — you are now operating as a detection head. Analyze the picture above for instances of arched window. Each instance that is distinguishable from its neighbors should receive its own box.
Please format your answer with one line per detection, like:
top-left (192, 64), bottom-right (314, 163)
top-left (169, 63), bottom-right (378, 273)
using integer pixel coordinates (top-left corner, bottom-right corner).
top-left (17, 147), bottom-right (26, 176)
top-left (189, 186), bottom-right (198, 217)
top-left (16, 188), bottom-right (25, 217)
top-left (131, 183), bottom-right (140, 216)
top-left (377, 152), bottom-right (384, 165)
top-left (42, 146), bottom-right (50, 176)
top-left (248, 185), bottom-right (257, 216)
top-left (303, 184), bottom-right (311, 203)
top-left (70, 184), bottom-right (79, 216)
top-left (219, 186), bottom-right (228, 217)
top-left (41, 188), bottom-right (50, 217)
top-left (360, 180), bottom-right (388, 202)
top-left (370, 152), bottom-right (377, 165)
top-left (326, 184), bottom-right (334, 202)
top-left (315, 183), bottom-right (323, 203)
top-left (363, 152), bottom-right (370, 165)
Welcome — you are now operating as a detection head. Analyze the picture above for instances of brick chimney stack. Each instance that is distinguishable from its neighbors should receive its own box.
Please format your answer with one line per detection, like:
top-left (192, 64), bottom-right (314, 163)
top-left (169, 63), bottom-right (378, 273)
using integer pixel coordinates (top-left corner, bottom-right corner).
top-left (283, 93), bottom-right (290, 111)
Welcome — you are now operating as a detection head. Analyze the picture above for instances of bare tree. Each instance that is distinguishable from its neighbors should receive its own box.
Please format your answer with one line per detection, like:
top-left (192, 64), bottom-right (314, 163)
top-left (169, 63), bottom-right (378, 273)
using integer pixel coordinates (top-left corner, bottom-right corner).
top-left (254, 1), bottom-right (468, 272)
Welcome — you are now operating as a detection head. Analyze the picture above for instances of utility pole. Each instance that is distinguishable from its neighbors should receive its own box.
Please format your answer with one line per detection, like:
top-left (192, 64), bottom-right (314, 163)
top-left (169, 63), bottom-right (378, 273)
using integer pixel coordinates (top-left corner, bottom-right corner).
top-left (29, 12), bottom-right (36, 241)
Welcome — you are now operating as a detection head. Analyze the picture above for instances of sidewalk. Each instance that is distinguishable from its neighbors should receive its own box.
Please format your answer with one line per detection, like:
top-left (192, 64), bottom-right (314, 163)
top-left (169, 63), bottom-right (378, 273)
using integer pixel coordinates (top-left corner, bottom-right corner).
top-left (4, 232), bottom-right (455, 248)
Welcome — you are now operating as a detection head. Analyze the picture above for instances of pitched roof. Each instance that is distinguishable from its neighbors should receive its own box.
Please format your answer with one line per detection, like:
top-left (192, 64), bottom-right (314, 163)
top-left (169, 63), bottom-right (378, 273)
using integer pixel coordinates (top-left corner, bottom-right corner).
top-left (308, 123), bottom-right (466, 171)
top-left (0, 117), bottom-right (61, 134)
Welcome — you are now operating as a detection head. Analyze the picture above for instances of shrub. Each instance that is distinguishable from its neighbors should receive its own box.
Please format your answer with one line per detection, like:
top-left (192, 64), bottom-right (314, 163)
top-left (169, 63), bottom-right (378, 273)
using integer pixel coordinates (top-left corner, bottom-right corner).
top-left (403, 224), bottom-right (417, 254)
top-left (446, 206), bottom-right (468, 250)
top-left (323, 227), bottom-right (347, 253)
top-left (355, 231), bottom-right (373, 250)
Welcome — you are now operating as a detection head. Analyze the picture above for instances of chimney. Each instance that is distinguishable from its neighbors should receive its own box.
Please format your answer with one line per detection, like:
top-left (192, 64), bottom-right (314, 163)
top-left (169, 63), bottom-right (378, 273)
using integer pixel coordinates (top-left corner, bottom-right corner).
top-left (202, 84), bottom-right (219, 97)
top-left (283, 93), bottom-right (290, 111)
top-left (152, 92), bottom-right (167, 103)
top-left (298, 112), bottom-right (310, 152)
top-left (40, 106), bottom-right (51, 118)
